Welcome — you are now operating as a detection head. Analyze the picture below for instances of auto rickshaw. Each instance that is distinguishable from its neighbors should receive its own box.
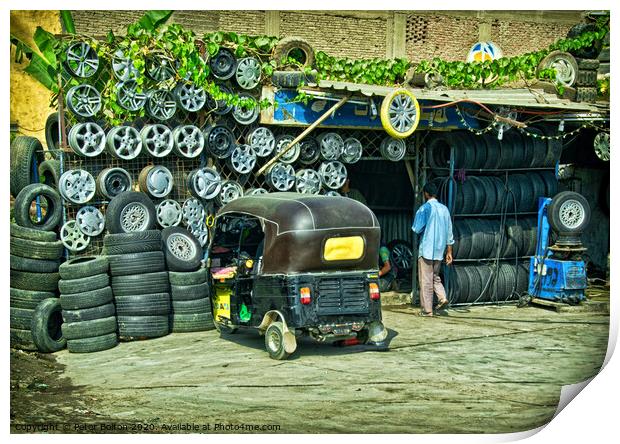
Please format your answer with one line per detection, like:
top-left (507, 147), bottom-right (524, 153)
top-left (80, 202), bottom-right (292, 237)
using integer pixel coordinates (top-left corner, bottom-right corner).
top-left (207, 192), bottom-right (388, 360)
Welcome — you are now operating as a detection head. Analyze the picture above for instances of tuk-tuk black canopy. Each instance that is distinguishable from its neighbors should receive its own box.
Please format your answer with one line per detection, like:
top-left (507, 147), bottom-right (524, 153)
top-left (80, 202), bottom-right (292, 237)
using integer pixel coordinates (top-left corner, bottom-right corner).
top-left (218, 193), bottom-right (381, 274)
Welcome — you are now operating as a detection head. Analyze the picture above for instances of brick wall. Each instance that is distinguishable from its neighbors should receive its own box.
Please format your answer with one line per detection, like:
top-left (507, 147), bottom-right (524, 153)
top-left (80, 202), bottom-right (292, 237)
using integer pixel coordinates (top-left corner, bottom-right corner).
top-left (279, 11), bottom-right (387, 59)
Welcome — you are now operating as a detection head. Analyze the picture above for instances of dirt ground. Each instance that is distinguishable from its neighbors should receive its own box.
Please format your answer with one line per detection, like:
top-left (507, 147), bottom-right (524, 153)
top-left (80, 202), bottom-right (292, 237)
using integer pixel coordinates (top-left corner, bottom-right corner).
top-left (11, 301), bottom-right (609, 434)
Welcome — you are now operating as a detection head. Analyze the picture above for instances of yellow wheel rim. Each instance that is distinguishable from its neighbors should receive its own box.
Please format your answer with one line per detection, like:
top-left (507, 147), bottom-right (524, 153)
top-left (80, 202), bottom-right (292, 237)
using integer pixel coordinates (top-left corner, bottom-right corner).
top-left (380, 89), bottom-right (421, 139)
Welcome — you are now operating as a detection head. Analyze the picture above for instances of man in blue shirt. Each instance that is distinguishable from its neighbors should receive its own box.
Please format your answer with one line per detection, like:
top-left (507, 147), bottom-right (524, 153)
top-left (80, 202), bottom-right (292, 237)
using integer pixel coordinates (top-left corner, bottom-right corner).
top-left (412, 182), bottom-right (454, 316)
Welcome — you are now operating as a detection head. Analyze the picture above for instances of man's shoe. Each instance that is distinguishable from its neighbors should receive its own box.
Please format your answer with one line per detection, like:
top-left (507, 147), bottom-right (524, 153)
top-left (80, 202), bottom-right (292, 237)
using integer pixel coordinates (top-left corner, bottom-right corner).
top-left (435, 299), bottom-right (449, 310)
top-left (418, 311), bottom-right (433, 317)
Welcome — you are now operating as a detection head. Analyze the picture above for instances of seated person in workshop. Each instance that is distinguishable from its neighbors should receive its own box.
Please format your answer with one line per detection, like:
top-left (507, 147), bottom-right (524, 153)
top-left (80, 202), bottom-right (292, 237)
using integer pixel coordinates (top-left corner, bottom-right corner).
top-left (378, 242), bottom-right (396, 292)
top-left (339, 178), bottom-right (367, 205)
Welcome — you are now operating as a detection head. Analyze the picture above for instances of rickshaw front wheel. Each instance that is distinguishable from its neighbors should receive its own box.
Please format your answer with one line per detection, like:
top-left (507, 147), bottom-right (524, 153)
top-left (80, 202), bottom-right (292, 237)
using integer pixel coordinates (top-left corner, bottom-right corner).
top-left (265, 322), bottom-right (290, 360)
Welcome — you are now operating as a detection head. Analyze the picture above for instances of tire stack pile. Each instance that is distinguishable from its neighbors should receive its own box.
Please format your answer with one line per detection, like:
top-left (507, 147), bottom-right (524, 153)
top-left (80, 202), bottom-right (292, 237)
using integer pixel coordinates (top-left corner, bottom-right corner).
top-left (426, 128), bottom-right (561, 305)
top-left (59, 256), bottom-right (119, 353)
top-left (161, 227), bottom-right (214, 333)
top-left (10, 225), bottom-right (64, 351)
top-left (105, 230), bottom-right (172, 341)
top-left (567, 23), bottom-right (603, 104)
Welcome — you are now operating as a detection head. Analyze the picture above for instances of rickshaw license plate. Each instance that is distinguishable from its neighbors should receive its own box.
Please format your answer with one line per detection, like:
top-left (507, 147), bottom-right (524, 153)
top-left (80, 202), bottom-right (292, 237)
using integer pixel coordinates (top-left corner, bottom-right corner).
top-left (332, 325), bottom-right (352, 335)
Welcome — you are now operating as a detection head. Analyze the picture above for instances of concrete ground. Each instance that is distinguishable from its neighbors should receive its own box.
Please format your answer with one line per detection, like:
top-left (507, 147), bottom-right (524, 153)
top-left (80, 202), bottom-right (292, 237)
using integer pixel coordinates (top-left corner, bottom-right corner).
top-left (36, 302), bottom-right (609, 434)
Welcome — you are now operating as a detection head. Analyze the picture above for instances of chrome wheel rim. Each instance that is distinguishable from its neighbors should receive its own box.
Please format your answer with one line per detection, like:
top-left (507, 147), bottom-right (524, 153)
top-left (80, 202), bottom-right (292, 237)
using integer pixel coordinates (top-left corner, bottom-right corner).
top-left (245, 188), bottom-right (268, 196)
top-left (390, 243), bottom-right (413, 271)
top-left (318, 132), bottom-right (344, 160)
top-left (232, 94), bottom-right (259, 125)
top-left (230, 144), bottom-right (257, 174)
top-left (167, 233), bottom-right (196, 260)
top-left (66, 84), bottom-right (101, 118)
top-left (267, 163), bottom-right (296, 191)
top-left (388, 93), bottom-right (417, 133)
top-left (341, 137), bottom-right (363, 164)
top-left (145, 166), bottom-right (174, 198)
top-left (59, 169), bottom-right (96, 204)
top-left (235, 57), bottom-right (261, 89)
top-left (267, 329), bottom-right (281, 353)
top-left (146, 53), bottom-right (175, 81)
top-left (146, 89), bottom-right (176, 121)
top-left (175, 82), bottom-right (206, 112)
top-left (112, 49), bottom-right (139, 81)
top-left (97, 168), bottom-right (131, 199)
top-left (380, 136), bottom-right (406, 162)
top-left (189, 167), bottom-right (221, 200)
top-left (594, 132), bottom-right (610, 161)
top-left (75, 206), bottom-right (105, 236)
top-left (173, 125), bottom-right (205, 158)
top-left (182, 198), bottom-right (205, 225)
top-left (295, 169), bottom-right (322, 194)
top-left (188, 221), bottom-right (210, 247)
top-left (157, 199), bottom-right (182, 227)
top-left (210, 47), bottom-right (237, 80)
top-left (68, 122), bottom-right (106, 157)
top-left (206, 84), bottom-right (233, 115)
top-left (247, 127), bottom-right (275, 157)
top-left (551, 58), bottom-right (576, 87)
top-left (117, 80), bottom-right (147, 111)
top-left (106, 126), bottom-right (143, 160)
top-left (324, 190), bottom-right (341, 197)
top-left (299, 138), bottom-right (321, 165)
top-left (140, 124), bottom-right (174, 157)
top-left (61, 220), bottom-right (91, 252)
top-left (120, 202), bottom-right (150, 232)
top-left (217, 180), bottom-right (244, 206)
top-left (65, 42), bottom-right (99, 78)
top-left (206, 126), bottom-right (235, 159)
top-left (318, 161), bottom-right (347, 190)
top-left (559, 200), bottom-right (586, 229)
top-left (275, 134), bottom-right (301, 164)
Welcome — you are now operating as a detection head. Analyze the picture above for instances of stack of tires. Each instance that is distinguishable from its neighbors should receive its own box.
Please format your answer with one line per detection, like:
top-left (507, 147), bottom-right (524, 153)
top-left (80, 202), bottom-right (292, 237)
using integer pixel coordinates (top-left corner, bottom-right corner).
top-left (105, 230), bottom-right (172, 340)
top-left (59, 256), bottom-right (118, 353)
top-left (169, 269), bottom-right (215, 333)
top-left (10, 224), bottom-right (63, 350)
top-left (450, 263), bottom-right (529, 304)
top-left (566, 23), bottom-right (603, 103)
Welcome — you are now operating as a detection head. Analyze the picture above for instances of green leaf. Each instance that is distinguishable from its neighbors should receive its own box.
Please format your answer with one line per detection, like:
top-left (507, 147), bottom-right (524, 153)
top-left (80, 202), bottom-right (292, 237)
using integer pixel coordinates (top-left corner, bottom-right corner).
top-left (106, 30), bottom-right (115, 44)
top-left (60, 11), bottom-right (75, 34)
top-left (24, 52), bottom-right (58, 92)
top-left (135, 10), bottom-right (173, 32)
top-left (33, 27), bottom-right (57, 66)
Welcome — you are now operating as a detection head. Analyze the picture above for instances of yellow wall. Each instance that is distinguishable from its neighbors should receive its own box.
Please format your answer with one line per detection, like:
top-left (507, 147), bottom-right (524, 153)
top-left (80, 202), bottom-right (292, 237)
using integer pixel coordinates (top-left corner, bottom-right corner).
top-left (10, 10), bottom-right (61, 146)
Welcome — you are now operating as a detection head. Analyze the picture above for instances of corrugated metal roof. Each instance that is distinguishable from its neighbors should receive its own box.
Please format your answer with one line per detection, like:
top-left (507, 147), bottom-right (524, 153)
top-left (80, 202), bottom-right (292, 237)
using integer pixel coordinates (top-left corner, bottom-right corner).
top-left (304, 80), bottom-right (609, 114)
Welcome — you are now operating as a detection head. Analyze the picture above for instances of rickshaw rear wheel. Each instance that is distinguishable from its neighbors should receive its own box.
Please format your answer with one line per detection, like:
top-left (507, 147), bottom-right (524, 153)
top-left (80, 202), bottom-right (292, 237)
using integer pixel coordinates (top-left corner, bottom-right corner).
top-left (356, 328), bottom-right (370, 345)
top-left (265, 322), bottom-right (290, 360)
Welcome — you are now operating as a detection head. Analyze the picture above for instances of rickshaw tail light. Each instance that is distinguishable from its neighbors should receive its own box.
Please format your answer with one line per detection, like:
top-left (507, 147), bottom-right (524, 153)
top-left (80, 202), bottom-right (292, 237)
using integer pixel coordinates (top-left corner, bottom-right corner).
top-left (300, 287), bottom-right (312, 305)
top-left (369, 283), bottom-right (380, 300)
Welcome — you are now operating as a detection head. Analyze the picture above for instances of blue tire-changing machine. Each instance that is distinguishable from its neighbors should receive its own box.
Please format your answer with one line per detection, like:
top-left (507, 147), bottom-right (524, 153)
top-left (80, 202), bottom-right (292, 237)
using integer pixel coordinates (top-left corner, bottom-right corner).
top-left (528, 197), bottom-right (588, 304)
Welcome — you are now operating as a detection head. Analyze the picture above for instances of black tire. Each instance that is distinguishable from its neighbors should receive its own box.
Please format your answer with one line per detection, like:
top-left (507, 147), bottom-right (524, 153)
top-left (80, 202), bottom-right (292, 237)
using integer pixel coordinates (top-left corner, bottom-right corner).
top-left (59, 256), bottom-right (109, 280)
top-left (271, 70), bottom-right (318, 88)
top-left (45, 112), bottom-right (61, 151)
top-left (10, 287), bottom-right (57, 309)
top-left (451, 266), bottom-right (469, 304)
top-left (10, 236), bottom-right (63, 260)
top-left (61, 316), bottom-right (118, 340)
top-left (505, 175), bottom-right (523, 213)
top-left (11, 270), bottom-right (59, 292)
top-left (31, 298), bottom-right (66, 353)
top-left (161, 227), bottom-right (203, 272)
top-left (517, 175), bottom-right (534, 213)
top-left (576, 69), bottom-right (598, 87)
top-left (10, 254), bottom-right (60, 273)
top-left (454, 220), bottom-right (473, 259)
top-left (469, 176), bottom-right (486, 214)
top-left (481, 133), bottom-right (501, 169)
top-left (11, 328), bottom-right (37, 351)
top-left (171, 312), bottom-right (215, 333)
top-left (530, 173), bottom-right (547, 206)
top-left (105, 191), bottom-right (156, 234)
top-left (168, 269), bottom-right (207, 286)
top-left (111, 271), bottom-right (170, 297)
top-left (67, 333), bottom-right (118, 353)
top-left (59, 273), bottom-right (109, 295)
top-left (171, 297), bottom-right (211, 314)
top-left (62, 303), bottom-right (116, 323)
top-left (114, 293), bottom-right (171, 316)
top-left (539, 171), bottom-right (558, 198)
top-left (107, 251), bottom-right (166, 276)
top-left (264, 322), bottom-right (290, 360)
top-left (10, 223), bottom-right (57, 242)
top-left (460, 179), bottom-right (476, 214)
top-left (11, 307), bottom-right (35, 330)
top-left (117, 315), bottom-right (169, 339)
top-left (13, 183), bottom-right (63, 232)
top-left (526, 127), bottom-right (547, 168)
top-left (577, 58), bottom-right (601, 70)
top-left (273, 37), bottom-right (315, 68)
top-left (465, 266), bottom-right (483, 303)
top-left (547, 191), bottom-right (591, 234)
top-left (504, 131), bottom-right (525, 168)
top-left (497, 136), bottom-right (514, 169)
top-left (38, 159), bottom-right (61, 188)
top-left (170, 282), bottom-right (210, 301)
top-left (479, 177), bottom-right (497, 214)
top-left (493, 177), bottom-right (506, 214)
top-left (575, 87), bottom-right (598, 103)
top-left (387, 240), bottom-right (414, 277)
top-left (10, 136), bottom-right (45, 198)
top-left (467, 220), bottom-right (486, 259)
top-left (60, 286), bottom-right (113, 310)
top-left (567, 23), bottom-right (603, 59)
top-left (536, 124), bottom-right (563, 167)
top-left (103, 231), bottom-right (162, 255)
